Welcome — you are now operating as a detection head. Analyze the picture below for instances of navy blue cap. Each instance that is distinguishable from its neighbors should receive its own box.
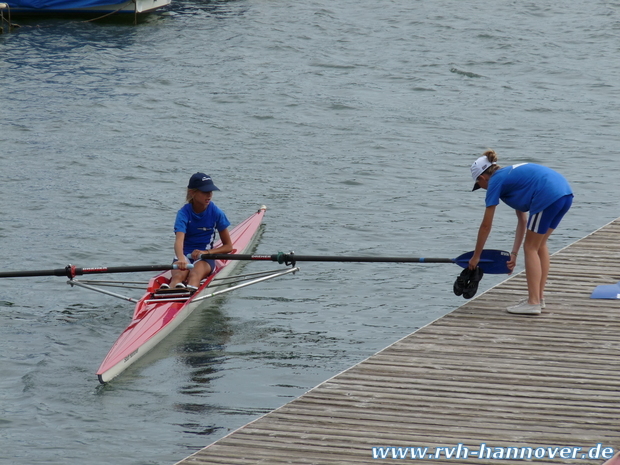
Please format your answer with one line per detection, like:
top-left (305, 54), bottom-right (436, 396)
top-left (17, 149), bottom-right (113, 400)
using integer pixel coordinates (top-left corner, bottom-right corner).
top-left (188, 173), bottom-right (220, 192)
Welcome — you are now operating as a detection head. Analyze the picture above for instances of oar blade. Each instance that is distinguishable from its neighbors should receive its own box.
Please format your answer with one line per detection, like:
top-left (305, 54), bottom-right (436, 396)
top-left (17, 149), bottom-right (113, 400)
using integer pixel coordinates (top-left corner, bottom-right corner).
top-left (453, 250), bottom-right (511, 274)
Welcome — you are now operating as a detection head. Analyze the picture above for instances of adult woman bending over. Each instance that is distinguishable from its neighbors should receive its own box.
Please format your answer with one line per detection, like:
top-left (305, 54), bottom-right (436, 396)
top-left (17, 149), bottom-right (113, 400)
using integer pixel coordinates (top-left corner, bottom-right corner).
top-left (468, 149), bottom-right (573, 315)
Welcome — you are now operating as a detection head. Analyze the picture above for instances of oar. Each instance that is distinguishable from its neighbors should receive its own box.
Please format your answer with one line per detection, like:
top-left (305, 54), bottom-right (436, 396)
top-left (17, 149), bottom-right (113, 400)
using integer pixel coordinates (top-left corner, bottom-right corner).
top-left (0, 263), bottom-right (193, 279)
top-left (204, 249), bottom-right (511, 274)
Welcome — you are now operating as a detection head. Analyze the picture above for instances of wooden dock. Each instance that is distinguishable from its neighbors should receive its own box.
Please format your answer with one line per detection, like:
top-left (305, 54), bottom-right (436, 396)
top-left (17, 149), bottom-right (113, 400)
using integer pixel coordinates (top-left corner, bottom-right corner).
top-left (175, 219), bottom-right (620, 465)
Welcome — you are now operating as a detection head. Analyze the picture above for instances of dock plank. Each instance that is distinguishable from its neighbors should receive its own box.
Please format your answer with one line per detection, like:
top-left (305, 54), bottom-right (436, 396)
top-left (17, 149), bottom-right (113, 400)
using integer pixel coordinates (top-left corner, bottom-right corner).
top-left (175, 219), bottom-right (620, 465)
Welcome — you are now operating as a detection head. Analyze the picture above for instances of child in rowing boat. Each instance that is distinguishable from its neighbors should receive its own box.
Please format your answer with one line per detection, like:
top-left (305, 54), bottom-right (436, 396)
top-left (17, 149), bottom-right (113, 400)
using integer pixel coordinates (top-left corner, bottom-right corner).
top-left (160, 173), bottom-right (233, 292)
top-left (468, 149), bottom-right (573, 315)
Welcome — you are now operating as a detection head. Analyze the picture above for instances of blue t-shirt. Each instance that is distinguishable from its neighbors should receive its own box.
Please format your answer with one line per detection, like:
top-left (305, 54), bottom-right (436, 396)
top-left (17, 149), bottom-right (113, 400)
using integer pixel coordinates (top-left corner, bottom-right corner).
top-left (174, 202), bottom-right (231, 256)
top-left (485, 163), bottom-right (573, 213)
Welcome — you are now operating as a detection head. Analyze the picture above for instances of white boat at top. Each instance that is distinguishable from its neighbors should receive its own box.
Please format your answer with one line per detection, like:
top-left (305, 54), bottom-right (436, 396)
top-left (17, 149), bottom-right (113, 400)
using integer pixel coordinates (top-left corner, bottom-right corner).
top-left (2, 0), bottom-right (169, 16)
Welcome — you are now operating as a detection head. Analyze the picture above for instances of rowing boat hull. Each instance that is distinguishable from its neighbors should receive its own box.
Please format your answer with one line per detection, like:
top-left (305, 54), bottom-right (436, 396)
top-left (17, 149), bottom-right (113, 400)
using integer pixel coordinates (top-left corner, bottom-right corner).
top-left (96, 206), bottom-right (266, 383)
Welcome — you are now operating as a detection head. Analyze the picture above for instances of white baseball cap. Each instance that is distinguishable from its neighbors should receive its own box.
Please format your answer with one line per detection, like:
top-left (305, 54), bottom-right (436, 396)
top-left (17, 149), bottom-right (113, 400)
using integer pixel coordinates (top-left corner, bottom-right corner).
top-left (470, 156), bottom-right (496, 191)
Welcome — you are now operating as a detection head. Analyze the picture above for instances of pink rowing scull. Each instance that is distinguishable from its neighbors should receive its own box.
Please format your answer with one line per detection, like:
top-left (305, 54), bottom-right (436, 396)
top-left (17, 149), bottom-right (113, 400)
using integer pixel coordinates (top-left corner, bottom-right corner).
top-left (96, 206), bottom-right (298, 383)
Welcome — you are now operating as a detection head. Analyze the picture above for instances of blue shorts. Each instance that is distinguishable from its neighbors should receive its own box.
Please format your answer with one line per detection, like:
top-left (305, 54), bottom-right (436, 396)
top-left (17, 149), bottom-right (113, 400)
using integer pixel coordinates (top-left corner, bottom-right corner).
top-left (527, 194), bottom-right (573, 234)
top-left (195, 257), bottom-right (216, 275)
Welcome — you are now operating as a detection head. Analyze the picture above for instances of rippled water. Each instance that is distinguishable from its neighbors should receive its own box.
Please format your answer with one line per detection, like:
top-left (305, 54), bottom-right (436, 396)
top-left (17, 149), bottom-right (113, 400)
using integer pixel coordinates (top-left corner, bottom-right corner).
top-left (2, 1), bottom-right (620, 464)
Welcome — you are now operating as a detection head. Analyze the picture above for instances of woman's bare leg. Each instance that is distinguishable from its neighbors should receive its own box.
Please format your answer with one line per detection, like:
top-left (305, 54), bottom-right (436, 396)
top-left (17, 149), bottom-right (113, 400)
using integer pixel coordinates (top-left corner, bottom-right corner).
top-left (523, 228), bottom-right (554, 305)
top-left (186, 261), bottom-right (212, 288)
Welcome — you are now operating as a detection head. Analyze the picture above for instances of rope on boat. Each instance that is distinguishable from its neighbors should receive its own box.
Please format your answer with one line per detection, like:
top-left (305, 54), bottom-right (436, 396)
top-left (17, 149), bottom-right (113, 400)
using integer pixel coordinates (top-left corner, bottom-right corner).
top-left (82, 0), bottom-right (134, 23)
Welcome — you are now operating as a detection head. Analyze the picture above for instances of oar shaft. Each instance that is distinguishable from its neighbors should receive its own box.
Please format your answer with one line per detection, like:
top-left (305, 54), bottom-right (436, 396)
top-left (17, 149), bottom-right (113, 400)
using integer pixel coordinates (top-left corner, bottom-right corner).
top-left (205, 250), bottom-right (510, 274)
top-left (0, 264), bottom-right (192, 279)
top-left (0, 268), bottom-right (69, 278)
top-left (206, 253), bottom-right (455, 264)
top-left (76, 265), bottom-right (180, 275)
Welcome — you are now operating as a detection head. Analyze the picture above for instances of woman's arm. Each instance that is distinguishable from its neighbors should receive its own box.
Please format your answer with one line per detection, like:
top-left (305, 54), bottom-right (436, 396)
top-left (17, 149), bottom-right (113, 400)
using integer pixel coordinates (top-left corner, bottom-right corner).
top-left (190, 228), bottom-right (233, 259)
top-left (211, 228), bottom-right (233, 254)
top-left (507, 210), bottom-right (527, 272)
top-left (469, 205), bottom-right (497, 269)
top-left (173, 231), bottom-right (189, 269)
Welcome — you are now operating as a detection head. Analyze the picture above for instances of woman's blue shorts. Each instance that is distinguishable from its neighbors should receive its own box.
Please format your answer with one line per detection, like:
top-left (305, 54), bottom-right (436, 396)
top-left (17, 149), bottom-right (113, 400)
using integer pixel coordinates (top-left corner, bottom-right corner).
top-left (527, 194), bottom-right (573, 234)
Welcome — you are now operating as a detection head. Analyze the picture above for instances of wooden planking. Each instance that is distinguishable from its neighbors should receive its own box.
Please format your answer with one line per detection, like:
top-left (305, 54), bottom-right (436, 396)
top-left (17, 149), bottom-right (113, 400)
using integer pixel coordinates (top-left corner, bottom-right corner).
top-left (175, 219), bottom-right (620, 465)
